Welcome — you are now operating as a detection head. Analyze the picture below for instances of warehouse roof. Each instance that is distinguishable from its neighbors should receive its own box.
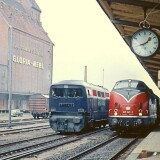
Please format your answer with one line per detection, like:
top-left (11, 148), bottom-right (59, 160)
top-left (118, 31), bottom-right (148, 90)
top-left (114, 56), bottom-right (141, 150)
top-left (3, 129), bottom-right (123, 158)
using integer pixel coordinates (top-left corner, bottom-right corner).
top-left (0, 0), bottom-right (52, 44)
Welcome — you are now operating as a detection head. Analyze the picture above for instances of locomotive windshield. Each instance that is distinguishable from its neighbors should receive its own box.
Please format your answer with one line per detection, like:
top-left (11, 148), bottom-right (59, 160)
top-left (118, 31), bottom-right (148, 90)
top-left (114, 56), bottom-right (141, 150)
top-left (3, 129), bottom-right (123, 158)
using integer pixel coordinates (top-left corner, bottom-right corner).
top-left (51, 87), bottom-right (83, 98)
top-left (113, 81), bottom-right (129, 89)
top-left (52, 88), bottom-right (64, 97)
top-left (67, 88), bottom-right (83, 97)
top-left (113, 80), bottom-right (146, 90)
top-left (130, 81), bottom-right (146, 90)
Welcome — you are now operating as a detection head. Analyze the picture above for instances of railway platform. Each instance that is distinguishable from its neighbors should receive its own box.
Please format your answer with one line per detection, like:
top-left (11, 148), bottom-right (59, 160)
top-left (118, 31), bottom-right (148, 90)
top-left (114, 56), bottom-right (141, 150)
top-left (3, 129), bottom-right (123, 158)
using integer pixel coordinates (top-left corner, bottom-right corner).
top-left (126, 127), bottom-right (160, 160)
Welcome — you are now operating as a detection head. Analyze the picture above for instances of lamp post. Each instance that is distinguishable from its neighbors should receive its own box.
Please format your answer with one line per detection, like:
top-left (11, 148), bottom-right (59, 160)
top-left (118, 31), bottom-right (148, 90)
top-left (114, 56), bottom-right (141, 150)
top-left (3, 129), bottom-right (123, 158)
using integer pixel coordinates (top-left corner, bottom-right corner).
top-left (8, 15), bottom-right (13, 128)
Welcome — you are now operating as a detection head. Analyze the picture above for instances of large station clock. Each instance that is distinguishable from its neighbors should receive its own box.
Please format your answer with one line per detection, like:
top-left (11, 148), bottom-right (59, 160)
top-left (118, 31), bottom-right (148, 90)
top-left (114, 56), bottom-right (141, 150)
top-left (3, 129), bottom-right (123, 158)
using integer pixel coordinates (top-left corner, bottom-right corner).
top-left (130, 28), bottom-right (160, 58)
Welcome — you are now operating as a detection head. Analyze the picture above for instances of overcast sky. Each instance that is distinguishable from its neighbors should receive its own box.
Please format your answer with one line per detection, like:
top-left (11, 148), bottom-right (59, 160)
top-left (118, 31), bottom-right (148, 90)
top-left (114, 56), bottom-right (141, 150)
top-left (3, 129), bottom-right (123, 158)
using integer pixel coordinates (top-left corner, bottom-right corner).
top-left (36, 0), bottom-right (160, 95)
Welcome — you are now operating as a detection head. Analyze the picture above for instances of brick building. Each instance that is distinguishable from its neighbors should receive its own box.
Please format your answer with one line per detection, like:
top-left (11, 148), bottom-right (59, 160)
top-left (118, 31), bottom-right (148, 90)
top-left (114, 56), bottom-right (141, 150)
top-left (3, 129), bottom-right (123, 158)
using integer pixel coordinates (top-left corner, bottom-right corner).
top-left (0, 0), bottom-right (53, 111)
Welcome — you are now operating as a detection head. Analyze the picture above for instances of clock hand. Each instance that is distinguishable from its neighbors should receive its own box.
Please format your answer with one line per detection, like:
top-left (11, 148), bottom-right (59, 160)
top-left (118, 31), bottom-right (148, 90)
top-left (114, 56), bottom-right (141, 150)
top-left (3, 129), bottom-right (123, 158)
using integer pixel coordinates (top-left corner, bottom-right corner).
top-left (136, 37), bottom-right (152, 47)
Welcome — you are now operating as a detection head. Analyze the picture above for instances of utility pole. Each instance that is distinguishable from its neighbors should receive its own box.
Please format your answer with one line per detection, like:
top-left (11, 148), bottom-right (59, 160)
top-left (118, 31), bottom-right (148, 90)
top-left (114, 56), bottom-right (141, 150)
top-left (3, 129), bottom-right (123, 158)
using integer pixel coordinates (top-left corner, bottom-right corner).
top-left (84, 65), bottom-right (87, 82)
top-left (102, 69), bottom-right (104, 87)
top-left (8, 15), bottom-right (13, 128)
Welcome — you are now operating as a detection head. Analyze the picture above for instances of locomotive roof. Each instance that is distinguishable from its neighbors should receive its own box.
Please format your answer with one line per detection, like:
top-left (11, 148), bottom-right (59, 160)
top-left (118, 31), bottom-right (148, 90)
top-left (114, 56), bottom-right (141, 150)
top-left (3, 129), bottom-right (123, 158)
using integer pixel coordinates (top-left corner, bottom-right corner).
top-left (116, 79), bottom-right (153, 92)
top-left (114, 79), bottom-right (148, 88)
top-left (116, 79), bottom-right (144, 83)
top-left (113, 79), bottom-right (158, 96)
top-left (52, 80), bottom-right (109, 92)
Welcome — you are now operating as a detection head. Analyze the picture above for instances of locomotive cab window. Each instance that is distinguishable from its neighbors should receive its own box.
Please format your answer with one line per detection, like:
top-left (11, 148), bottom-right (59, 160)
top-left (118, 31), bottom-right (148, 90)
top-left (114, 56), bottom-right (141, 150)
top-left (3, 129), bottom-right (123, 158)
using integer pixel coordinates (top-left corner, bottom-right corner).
top-left (51, 88), bottom-right (65, 97)
top-left (51, 87), bottom-right (83, 98)
top-left (114, 81), bottom-right (129, 89)
top-left (131, 81), bottom-right (146, 90)
top-left (67, 88), bottom-right (83, 98)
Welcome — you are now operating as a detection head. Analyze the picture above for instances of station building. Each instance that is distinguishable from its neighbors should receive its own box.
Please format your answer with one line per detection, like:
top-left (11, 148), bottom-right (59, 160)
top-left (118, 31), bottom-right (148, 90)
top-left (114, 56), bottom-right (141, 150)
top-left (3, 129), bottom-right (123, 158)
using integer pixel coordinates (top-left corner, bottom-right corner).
top-left (0, 0), bottom-right (53, 112)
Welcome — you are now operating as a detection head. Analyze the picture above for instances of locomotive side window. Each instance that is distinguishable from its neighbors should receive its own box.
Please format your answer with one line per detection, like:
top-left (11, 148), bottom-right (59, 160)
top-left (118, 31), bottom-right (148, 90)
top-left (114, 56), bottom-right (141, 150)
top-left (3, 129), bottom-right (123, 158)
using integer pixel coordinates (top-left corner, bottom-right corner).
top-left (105, 92), bottom-right (109, 98)
top-left (101, 92), bottom-right (105, 98)
top-left (98, 91), bottom-right (101, 97)
top-left (87, 88), bottom-right (92, 96)
top-left (93, 90), bottom-right (97, 96)
top-left (97, 91), bottom-right (105, 97)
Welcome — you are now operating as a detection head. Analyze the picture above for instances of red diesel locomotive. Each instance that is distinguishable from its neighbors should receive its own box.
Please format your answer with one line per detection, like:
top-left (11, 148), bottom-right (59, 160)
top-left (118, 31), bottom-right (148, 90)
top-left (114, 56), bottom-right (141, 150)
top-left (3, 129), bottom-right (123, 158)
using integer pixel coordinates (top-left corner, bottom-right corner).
top-left (109, 79), bottom-right (160, 134)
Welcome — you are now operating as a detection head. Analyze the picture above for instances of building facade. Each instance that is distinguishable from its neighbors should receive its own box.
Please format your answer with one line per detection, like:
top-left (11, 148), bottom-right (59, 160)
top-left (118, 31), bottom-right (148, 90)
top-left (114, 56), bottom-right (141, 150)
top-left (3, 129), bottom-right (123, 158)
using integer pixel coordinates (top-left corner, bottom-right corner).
top-left (0, 0), bottom-right (53, 111)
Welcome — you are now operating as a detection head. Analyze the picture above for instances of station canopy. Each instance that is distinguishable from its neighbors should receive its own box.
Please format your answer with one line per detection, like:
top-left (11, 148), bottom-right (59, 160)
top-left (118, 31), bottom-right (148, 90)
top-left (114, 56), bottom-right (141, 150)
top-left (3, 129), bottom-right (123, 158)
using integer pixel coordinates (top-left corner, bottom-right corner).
top-left (97, 0), bottom-right (160, 84)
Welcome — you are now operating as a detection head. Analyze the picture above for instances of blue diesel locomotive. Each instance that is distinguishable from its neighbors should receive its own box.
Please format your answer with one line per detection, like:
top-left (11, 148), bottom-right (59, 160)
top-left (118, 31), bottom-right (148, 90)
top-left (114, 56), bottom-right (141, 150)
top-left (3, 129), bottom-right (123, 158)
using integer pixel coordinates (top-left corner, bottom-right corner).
top-left (49, 80), bottom-right (109, 133)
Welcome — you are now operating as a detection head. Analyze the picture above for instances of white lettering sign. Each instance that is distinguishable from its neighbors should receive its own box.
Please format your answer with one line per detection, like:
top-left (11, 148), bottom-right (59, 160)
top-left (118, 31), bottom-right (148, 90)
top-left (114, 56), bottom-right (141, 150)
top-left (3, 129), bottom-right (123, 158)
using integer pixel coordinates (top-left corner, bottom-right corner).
top-left (12, 55), bottom-right (44, 69)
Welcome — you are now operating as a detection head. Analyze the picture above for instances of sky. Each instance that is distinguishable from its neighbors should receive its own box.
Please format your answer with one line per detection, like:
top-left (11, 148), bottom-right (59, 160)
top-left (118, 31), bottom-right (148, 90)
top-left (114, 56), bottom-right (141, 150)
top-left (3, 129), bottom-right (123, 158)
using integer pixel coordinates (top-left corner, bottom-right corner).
top-left (36, 0), bottom-right (160, 95)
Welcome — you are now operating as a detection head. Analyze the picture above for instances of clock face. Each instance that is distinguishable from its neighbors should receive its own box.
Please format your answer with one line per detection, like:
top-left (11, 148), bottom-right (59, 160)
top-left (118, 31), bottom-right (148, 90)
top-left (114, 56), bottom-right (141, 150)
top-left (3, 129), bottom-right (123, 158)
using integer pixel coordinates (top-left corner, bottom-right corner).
top-left (131, 29), bottom-right (159, 58)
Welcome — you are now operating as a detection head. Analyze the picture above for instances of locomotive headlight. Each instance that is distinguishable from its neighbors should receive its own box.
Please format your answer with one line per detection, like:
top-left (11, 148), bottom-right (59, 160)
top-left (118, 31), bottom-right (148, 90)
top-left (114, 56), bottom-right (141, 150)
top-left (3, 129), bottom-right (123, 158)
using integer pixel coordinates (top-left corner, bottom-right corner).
top-left (51, 108), bottom-right (56, 112)
top-left (78, 108), bottom-right (84, 112)
top-left (114, 109), bottom-right (118, 116)
top-left (139, 109), bottom-right (142, 116)
top-left (73, 117), bottom-right (81, 123)
top-left (50, 117), bottom-right (57, 122)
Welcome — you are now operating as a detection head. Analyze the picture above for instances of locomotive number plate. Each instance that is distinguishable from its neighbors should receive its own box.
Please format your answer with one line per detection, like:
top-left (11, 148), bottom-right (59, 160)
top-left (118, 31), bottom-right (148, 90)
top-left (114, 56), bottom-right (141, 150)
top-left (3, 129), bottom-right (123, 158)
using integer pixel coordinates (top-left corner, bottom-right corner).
top-left (59, 103), bottom-right (74, 107)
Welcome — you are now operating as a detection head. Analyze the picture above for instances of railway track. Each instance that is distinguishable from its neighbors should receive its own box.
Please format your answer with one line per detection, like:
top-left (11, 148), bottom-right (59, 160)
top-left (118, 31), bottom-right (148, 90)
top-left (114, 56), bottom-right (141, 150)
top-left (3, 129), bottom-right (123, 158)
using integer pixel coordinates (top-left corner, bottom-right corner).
top-left (67, 135), bottom-right (119, 160)
top-left (0, 124), bottom-right (144, 160)
top-left (43, 132), bottom-right (143, 160)
top-left (67, 136), bottom-right (138, 160)
top-left (0, 133), bottom-right (71, 160)
top-left (0, 128), bottom-right (111, 160)
top-left (0, 125), bottom-right (50, 135)
top-left (0, 119), bottom-right (48, 127)
top-left (0, 132), bottom-right (56, 148)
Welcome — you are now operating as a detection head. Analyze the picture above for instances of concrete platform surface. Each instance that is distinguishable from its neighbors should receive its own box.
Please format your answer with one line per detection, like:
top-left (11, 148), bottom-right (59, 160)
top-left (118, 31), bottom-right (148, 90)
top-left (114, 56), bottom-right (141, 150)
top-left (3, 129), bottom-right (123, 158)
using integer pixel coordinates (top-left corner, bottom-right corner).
top-left (126, 128), bottom-right (160, 160)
